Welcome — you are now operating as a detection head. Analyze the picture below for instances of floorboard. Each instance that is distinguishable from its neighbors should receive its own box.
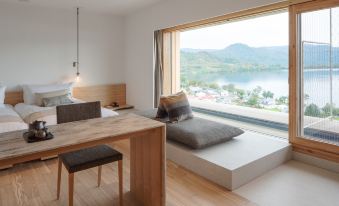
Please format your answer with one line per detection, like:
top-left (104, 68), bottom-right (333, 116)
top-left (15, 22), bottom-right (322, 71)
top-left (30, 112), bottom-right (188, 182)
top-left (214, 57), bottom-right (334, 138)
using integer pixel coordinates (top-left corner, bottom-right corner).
top-left (0, 140), bottom-right (256, 206)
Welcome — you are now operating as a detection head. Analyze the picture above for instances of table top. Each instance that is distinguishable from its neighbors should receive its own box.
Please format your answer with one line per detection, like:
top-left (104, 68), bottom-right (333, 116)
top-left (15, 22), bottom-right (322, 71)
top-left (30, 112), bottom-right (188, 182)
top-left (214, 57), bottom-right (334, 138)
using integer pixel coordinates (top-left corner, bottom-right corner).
top-left (0, 113), bottom-right (164, 161)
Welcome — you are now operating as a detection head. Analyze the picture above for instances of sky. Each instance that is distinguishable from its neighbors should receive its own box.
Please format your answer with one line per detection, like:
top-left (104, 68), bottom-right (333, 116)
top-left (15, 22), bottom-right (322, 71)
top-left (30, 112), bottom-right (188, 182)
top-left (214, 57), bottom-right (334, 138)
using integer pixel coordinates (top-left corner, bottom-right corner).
top-left (301, 8), bottom-right (339, 46)
top-left (180, 11), bottom-right (289, 49)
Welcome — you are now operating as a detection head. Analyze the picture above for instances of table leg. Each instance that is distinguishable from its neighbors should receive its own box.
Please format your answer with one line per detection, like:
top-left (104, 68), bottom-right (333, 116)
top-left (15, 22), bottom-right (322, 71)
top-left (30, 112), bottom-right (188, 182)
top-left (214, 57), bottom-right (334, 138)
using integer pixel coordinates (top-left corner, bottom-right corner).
top-left (130, 127), bottom-right (166, 206)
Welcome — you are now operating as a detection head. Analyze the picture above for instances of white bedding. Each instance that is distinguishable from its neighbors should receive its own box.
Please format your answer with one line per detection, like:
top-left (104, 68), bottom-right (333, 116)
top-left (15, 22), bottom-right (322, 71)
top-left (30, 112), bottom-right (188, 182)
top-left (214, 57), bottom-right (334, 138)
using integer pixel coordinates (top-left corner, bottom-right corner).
top-left (0, 104), bottom-right (28, 133)
top-left (15, 103), bottom-right (119, 125)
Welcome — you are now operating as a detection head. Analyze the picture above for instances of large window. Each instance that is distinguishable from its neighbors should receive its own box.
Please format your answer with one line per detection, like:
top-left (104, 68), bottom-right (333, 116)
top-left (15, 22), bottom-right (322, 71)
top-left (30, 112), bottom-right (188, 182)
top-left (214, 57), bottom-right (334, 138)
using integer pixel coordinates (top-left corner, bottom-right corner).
top-left (179, 11), bottom-right (289, 133)
top-left (289, 0), bottom-right (339, 161)
top-left (298, 7), bottom-right (339, 145)
top-left (162, 0), bottom-right (339, 161)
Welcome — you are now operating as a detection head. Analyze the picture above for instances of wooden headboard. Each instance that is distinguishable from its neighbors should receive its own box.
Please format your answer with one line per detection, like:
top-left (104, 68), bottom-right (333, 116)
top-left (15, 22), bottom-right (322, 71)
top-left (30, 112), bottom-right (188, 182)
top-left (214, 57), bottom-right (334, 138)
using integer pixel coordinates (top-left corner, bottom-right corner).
top-left (4, 83), bottom-right (126, 107)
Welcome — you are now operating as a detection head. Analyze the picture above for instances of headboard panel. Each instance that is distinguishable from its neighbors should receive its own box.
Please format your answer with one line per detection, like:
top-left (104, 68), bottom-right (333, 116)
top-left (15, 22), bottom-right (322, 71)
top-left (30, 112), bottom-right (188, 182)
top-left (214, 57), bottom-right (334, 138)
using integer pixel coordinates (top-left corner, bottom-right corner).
top-left (4, 83), bottom-right (126, 107)
top-left (4, 91), bottom-right (24, 106)
top-left (73, 84), bottom-right (126, 106)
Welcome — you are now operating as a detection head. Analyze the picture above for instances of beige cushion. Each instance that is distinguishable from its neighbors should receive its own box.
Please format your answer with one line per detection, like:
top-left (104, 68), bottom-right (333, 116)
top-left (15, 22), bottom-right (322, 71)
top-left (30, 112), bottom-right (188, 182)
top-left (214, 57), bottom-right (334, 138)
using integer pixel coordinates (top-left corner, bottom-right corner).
top-left (160, 91), bottom-right (193, 122)
top-left (42, 94), bottom-right (74, 107)
top-left (35, 89), bottom-right (70, 106)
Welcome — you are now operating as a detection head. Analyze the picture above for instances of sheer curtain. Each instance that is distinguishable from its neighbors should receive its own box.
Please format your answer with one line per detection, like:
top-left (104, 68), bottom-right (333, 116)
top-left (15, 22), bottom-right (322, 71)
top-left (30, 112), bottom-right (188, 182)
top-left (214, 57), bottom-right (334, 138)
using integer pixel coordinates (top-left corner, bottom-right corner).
top-left (299, 7), bottom-right (339, 144)
top-left (154, 30), bottom-right (164, 108)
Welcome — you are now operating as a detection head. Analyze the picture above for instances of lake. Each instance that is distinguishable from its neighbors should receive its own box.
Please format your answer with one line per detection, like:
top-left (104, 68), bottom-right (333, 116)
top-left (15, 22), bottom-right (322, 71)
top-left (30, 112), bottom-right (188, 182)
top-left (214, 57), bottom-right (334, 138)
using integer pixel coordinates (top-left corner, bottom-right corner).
top-left (187, 69), bottom-right (339, 107)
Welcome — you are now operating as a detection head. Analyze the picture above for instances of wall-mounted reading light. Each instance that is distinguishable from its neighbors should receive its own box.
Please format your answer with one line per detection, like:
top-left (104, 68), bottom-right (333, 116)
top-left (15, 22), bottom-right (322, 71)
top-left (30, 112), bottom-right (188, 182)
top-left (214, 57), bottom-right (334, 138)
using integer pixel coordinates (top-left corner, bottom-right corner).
top-left (73, 7), bottom-right (80, 82)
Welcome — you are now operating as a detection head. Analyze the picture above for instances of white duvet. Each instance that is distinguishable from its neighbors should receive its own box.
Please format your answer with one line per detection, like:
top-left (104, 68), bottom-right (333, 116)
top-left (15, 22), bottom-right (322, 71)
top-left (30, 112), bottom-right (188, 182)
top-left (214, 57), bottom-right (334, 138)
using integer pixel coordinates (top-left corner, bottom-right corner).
top-left (15, 103), bottom-right (119, 126)
top-left (0, 104), bottom-right (28, 133)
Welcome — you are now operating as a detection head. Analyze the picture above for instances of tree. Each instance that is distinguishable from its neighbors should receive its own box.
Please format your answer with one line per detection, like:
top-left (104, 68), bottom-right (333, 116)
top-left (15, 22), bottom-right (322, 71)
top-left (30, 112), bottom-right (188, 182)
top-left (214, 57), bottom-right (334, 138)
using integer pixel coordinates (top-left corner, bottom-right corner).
top-left (188, 80), bottom-right (198, 87)
top-left (252, 86), bottom-right (262, 95)
top-left (222, 84), bottom-right (235, 93)
top-left (181, 76), bottom-right (189, 89)
top-left (333, 107), bottom-right (339, 117)
top-left (208, 83), bottom-right (220, 90)
top-left (188, 80), bottom-right (205, 87)
top-left (305, 103), bottom-right (321, 117)
top-left (276, 96), bottom-right (288, 105)
top-left (262, 90), bottom-right (274, 99)
top-left (322, 103), bottom-right (333, 116)
top-left (235, 88), bottom-right (246, 100)
top-left (246, 94), bottom-right (260, 107)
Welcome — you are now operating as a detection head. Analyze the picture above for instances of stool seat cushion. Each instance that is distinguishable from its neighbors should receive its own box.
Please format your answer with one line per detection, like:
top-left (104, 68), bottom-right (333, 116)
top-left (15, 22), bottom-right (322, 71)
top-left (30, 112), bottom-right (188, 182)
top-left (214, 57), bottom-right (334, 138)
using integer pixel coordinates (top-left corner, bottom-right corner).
top-left (59, 145), bottom-right (122, 173)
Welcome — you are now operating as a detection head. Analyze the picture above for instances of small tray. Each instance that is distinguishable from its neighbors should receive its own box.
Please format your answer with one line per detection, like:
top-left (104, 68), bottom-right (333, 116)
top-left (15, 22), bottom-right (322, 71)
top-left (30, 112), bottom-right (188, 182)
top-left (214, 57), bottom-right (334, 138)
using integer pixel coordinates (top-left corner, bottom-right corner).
top-left (23, 132), bottom-right (54, 143)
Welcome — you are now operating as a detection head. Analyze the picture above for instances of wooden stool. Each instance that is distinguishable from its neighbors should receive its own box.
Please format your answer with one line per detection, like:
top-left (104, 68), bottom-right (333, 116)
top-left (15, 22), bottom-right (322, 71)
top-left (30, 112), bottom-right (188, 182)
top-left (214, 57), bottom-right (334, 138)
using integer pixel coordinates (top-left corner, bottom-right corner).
top-left (56, 145), bottom-right (123, 206)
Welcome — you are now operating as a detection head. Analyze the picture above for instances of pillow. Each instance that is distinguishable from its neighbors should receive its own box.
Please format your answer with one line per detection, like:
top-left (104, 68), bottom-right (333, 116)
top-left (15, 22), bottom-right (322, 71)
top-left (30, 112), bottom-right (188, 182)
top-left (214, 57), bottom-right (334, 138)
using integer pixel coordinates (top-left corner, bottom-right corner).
top-left (156, 100), bottom-right (168, 119)
top-left (0, 86), bottom-right (5, 104)
top-left (42, 94), bottom-right (74, 107)
top-left (22, 82), bottom-right (74, 105)
top-left (161, 91), bottom-right (193, 122)
top-left (137, 109), bottom-right (244, 149)
top-left (166, 117), bottom-right (244, 149)
top-left (35, 89), bottom-right (70, 106)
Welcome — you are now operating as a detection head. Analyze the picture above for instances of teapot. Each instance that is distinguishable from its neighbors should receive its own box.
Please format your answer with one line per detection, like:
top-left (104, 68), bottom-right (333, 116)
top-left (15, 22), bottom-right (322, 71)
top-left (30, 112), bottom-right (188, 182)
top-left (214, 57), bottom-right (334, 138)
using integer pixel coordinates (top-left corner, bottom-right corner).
top-left (29, 121), bottom-right (48, 138)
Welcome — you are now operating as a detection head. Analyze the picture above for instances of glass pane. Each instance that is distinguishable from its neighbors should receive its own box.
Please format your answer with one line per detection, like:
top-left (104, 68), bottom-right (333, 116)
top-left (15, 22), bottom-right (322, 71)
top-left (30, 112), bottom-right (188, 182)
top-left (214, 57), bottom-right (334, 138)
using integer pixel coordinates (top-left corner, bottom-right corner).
top-left (179, 11), bottom-right (289, 136)
top-left (299, 7), bottom-right (339, 145)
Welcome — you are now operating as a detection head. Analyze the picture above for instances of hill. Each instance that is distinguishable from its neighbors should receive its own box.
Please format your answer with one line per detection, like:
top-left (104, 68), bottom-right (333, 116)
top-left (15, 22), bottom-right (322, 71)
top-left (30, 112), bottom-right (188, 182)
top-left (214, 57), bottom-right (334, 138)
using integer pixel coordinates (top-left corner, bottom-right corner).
top-left (181, 43), bottom-right (339, 74)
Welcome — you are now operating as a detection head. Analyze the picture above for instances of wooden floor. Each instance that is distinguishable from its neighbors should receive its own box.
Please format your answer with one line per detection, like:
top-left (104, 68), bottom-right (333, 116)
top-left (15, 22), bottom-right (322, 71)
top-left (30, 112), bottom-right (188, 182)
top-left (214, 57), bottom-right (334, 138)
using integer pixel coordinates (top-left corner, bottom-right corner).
top-left (0, 140), bottom-right (256, 206)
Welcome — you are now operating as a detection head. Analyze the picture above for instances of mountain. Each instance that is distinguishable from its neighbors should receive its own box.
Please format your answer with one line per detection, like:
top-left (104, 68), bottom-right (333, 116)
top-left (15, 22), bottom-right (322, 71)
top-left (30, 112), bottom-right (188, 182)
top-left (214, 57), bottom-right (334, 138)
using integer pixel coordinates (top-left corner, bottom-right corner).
top-left (303, 44), bottom-right (339, 68)
top-left (212, 44), bottom-right (288, 67)
top-left (181, 43), bottom-right (339, 74)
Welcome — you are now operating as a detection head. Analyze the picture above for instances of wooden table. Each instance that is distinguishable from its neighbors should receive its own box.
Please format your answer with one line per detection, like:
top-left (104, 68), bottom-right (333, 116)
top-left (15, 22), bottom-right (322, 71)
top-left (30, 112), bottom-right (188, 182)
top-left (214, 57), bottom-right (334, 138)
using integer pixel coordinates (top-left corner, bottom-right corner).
top-left (0, 113), bottom-right (166, 206)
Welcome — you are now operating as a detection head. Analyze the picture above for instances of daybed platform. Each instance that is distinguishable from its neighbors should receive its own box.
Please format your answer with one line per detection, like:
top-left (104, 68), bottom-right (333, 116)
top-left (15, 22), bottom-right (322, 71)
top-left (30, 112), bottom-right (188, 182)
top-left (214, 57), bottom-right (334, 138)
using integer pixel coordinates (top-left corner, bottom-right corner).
top-left (137, 109), bottom-right (291, 190)
top-left (167, 131), bottom-right (291, 190)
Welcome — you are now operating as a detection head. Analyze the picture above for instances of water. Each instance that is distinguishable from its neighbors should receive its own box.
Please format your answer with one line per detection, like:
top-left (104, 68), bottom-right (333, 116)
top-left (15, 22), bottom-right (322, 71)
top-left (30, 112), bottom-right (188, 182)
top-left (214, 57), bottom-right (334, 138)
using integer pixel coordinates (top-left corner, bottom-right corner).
top-left (185, 68), bottom-right (339, 107)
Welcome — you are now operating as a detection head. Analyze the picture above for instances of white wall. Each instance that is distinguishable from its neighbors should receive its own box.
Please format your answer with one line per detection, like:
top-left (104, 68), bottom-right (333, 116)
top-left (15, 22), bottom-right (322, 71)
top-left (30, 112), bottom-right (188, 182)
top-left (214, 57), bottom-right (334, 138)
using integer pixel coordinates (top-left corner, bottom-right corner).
top-left (0, 3), bottom-right (124, 91)
top-left (124, 0), bottom-right (283, 109)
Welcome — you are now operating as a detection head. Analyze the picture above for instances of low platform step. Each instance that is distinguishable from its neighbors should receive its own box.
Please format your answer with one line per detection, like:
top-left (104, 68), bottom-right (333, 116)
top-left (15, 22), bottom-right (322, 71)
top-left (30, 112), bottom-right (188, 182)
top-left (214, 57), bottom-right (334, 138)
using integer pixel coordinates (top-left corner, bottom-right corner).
top-left (167, 131), bottom-right (292, 190)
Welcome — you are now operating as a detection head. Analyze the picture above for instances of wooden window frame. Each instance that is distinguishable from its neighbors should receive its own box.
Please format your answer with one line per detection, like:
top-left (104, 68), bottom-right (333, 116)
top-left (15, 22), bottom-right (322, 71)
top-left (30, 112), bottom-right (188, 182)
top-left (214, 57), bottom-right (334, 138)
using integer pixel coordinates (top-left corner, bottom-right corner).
top-left (162, 0), bottom-right (314, 94)
top-left (162, 1), bottom-right (311, 94)
top-left (289, 0), bottom-right (339, 162)
top-left (163, 31), bottom-right (180, 95)
top-left (162, 0), bottom-right (339, 162)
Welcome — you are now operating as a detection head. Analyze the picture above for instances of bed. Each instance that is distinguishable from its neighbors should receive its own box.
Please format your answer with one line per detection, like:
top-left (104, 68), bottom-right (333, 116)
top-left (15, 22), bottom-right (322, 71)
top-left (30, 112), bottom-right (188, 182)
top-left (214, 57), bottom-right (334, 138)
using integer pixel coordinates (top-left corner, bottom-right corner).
top-left (0, 104), bottom-right (28, 134)
top-left (12, 83), bottom-right (119, 125)
top-left (15, 103), bottom-right (118, 125)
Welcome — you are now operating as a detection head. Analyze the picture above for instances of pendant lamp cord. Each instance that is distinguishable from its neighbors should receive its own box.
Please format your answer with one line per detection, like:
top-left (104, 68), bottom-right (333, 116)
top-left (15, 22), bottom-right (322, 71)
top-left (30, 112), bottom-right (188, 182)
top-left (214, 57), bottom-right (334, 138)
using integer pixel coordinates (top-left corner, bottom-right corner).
top-left (76, 7), bottom-right (80, 76)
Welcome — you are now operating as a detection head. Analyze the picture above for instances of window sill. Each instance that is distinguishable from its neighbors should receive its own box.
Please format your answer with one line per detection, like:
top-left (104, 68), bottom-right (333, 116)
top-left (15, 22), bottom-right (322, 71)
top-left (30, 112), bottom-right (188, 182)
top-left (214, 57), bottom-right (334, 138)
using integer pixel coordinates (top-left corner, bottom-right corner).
top-left (193, 110), bottom-right (288, 139)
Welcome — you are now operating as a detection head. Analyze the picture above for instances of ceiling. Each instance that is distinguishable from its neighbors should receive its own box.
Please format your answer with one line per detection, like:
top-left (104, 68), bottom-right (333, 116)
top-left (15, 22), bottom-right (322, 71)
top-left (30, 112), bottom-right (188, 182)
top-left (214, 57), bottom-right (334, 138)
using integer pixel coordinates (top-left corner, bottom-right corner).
top-left (0, 0), bottom-right (165, 15)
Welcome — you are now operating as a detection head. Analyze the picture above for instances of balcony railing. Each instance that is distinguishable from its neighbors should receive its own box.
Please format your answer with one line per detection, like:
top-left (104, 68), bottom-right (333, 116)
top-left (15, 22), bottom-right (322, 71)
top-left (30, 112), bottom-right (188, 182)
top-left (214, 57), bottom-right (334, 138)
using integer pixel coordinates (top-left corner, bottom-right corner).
top-left (190, 99), bottom-right (339, 145)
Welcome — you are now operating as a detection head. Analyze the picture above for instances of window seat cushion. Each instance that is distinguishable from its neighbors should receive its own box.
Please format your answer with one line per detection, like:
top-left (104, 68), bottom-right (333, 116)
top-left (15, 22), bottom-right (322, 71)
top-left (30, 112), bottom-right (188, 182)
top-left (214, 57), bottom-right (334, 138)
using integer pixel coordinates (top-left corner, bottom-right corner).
top-left (137, 109), bottom-right (244, 149)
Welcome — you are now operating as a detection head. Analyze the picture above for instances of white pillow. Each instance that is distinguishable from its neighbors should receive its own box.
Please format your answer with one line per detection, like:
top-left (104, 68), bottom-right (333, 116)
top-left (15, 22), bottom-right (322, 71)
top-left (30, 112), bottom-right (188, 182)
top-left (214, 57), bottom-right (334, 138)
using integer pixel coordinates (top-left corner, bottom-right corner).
top-left (22, 82), bottom-right (74, 105)
top-left (0, 86), bottom-right (6, 104)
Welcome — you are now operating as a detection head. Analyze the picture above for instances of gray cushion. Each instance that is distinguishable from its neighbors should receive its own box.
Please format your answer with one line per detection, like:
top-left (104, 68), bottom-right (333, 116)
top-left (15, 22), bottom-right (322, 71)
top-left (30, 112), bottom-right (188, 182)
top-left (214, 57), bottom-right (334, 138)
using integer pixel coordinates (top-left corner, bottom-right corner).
top-left (156, 100), bottom-right (168, 119)
top-left (137, 109), bottom-right (244, 149)
top-left (137, 109), bottom-right (168, 121)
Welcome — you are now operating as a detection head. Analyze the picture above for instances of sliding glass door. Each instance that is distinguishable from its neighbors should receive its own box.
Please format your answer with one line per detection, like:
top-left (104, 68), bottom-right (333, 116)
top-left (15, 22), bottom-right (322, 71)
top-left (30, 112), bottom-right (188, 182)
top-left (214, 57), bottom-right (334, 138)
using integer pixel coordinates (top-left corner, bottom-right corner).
top-left (290, 0), bottom-right (339, 160)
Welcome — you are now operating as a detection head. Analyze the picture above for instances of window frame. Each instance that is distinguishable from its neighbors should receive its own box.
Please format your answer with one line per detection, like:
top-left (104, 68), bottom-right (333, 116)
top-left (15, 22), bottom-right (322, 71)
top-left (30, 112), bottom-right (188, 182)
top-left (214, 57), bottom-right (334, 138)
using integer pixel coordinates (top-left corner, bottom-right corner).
top-left (162, 0), bottom-right (339, 162)
top-left (289, 0), bottom-right (339, 162)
